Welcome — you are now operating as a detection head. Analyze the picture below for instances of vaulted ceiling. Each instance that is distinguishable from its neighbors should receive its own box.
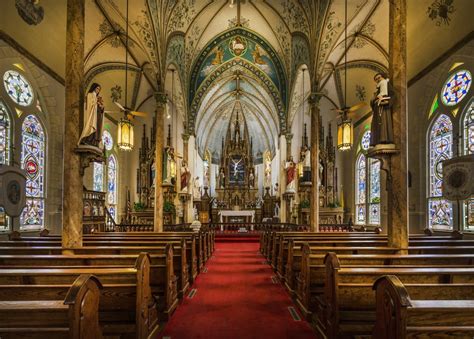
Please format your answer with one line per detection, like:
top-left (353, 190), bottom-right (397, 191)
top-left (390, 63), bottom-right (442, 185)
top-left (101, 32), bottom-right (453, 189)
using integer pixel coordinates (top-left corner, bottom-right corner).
top-left (1, 0), bottom-right (473, 162)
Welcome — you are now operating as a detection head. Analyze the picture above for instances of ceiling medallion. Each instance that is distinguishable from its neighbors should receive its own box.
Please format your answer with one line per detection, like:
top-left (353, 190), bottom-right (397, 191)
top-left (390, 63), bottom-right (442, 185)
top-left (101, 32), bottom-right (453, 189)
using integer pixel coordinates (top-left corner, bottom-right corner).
top-left (229, 36), bottom-right (248, 57)
top-left (427, 0), bottom-right (455, 26)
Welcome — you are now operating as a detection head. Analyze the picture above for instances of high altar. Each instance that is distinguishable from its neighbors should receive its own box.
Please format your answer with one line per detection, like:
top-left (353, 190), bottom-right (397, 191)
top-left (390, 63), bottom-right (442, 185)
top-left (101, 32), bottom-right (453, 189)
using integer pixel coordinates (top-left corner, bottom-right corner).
top-left (211, 102), bottom-right (261, 222)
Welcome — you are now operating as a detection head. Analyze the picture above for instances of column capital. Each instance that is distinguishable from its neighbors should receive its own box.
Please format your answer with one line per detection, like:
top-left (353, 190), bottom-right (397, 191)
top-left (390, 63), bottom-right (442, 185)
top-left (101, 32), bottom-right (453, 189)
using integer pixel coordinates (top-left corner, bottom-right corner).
top-left (182, 133), bottom-right (190, 142)
top-left (308, 92), bottom-right (323, 105)
top-left (154, 92), bottom-right (167, 105)
top-left (285, 133), bottom-right (293, 141)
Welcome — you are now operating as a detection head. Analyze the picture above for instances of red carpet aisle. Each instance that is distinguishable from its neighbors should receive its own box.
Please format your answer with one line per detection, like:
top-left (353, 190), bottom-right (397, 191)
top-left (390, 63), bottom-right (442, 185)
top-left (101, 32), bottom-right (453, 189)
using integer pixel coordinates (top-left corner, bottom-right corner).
top-left (160, 242), bottom-right (316, 339)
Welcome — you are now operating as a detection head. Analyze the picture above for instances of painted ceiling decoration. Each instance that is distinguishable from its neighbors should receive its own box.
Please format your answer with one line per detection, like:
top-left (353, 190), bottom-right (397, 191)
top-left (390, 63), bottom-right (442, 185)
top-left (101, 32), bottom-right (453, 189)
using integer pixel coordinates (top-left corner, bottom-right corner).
top-left (188, 28), bottom-right (287, 132)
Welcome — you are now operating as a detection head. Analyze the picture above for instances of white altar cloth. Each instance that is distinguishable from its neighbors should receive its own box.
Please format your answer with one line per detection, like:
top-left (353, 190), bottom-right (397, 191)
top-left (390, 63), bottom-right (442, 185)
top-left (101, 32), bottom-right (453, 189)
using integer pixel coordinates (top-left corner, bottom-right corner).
top-left (218, 210), bottom-right (255, 230)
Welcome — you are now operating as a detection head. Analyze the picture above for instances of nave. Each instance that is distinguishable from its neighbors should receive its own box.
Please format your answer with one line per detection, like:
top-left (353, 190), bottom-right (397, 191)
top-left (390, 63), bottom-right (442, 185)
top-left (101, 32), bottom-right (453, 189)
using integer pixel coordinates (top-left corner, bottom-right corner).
top-left (161, 241), bottom-right (315, 339)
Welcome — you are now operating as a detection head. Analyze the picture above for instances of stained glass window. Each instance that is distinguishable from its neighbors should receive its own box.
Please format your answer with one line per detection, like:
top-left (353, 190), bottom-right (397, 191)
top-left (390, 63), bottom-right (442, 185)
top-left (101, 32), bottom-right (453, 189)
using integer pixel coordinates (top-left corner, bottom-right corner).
top-left (361, 130), bottom-right (371, 151)
top-left (463, 102), bottom-right (474, 155)
top-left (3, 70), bottom-right (34, 106)
top-left (428, 114), bottom-right (453, 229)
top-left (463, 101), bottom-right (474, 230)
top-left (20, 115), bottom-right (45, 229)
top-left (107, 155), bottom-right (117, 221)
top-left (355, 154), bottom-right (366, 224)
top-left (0, 102), bottom-right (11, 232)
top-left (0, 101), bottom-right (11, 165)
top-left (93, 162), bottom-right (104, 192)
top-left (102, 130), bottom-right (113, 151)
top-left (355, 129), bottom-right (381, 226)
top-left (441, 70), bottom-right (472, 106)
top-left (369, 159), bottom-right (381, 225)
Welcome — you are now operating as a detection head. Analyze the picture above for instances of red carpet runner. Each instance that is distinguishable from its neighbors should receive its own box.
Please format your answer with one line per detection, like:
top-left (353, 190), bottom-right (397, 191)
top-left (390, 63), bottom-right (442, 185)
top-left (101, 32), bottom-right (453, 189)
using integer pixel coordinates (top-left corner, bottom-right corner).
top-left (160, 242), bottom-right (316, 339)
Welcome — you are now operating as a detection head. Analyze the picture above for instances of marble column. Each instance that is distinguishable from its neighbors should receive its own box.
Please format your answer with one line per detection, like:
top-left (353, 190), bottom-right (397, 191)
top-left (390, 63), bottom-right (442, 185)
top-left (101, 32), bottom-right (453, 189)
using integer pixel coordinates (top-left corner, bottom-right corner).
top-left (154, 92), bottom-right (166, 232)
top-left (285, 133), bottom-right (293, 159)
top-left (182, 133), bottom-right (190, 162)
top-left (279, 135), bottom-right (287, 222)
top-left (309, 93), bottom-right (321, 232)
top-left (389, 0), bottom-right (408, 249)
top-left (62, 0), bottom-right (85, 250)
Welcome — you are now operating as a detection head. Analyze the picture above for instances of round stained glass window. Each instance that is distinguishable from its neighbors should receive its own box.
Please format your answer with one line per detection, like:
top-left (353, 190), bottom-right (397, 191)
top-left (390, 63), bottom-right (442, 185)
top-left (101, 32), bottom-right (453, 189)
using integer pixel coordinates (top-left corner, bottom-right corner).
top-left (102, 130), bottom-right (113, 151)
top-left (441, 70), bottom-right (472, 106)
top-left (361, 130), bottom-right (371, 151)
top-left (3, 70), bottom-right (34, 106)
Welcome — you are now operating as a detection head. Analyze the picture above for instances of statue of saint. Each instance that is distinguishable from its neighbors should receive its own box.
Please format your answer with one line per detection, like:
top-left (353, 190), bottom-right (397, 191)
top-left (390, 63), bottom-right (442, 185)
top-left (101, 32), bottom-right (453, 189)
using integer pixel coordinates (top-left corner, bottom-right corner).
top-left (218, 168), bottom-right (225, 189)
top-left (78, 83), bottom-right (104, 147)
top-left (193, 176), bottom-right (201, 200)
top-left (264, 159), bottom-right (272, 188)
top-left (370, 73), bottom-right (394, 146)
top-left (274, 183), bottom-right (279, 198)
top-left (180, 160), bottom-right (191, 193)
top-left (248, 169), bottom-right (255, 188)
top-left (163, 147), bottom-right (177, 185)
top-left (302, 145), bottom-right (311, 168)
top-left (285, 156), bottom-right (296, 193)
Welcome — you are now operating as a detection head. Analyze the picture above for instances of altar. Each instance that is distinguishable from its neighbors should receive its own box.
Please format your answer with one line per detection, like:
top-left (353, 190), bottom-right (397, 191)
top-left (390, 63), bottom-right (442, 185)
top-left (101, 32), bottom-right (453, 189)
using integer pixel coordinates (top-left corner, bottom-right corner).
top-left (218, 210), bottom-right (255, 224)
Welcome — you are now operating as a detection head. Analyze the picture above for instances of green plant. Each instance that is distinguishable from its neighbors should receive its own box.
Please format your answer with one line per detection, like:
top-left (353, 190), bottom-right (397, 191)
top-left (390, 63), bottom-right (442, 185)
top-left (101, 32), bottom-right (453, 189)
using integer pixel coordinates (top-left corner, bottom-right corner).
top-left (327, 202), bottom-right (340, 208)
top-left (163, 201), bottom-right (176, 215)
top-left (133, 202), bottom-right (145, 212)
top-left (299, 199), bottom-right (310, 209)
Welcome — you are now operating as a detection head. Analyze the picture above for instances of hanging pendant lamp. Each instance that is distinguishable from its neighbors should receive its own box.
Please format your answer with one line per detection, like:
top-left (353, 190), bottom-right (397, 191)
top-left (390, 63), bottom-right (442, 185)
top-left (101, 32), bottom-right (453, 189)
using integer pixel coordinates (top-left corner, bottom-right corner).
top-left (337, 0), bottom-right (353, 151)
top-left (117, 0), bottom-right (134, 151)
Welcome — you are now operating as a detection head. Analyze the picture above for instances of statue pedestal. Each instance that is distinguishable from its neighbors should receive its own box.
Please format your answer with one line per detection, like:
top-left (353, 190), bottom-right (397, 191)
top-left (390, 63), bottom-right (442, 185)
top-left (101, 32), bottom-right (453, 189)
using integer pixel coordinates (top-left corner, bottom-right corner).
top-left (74, 145), bottom-right (105, 175)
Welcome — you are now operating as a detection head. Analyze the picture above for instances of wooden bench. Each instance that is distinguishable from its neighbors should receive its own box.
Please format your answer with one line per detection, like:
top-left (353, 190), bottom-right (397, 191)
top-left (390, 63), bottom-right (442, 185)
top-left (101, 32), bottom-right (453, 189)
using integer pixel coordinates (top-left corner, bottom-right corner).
top-left (0, 248), bottom-right (178, 317)
top-left (3, 237), bottom-right (198, 287)
top-left (373, 275), bottom-right (474, 339)
top-left (0, 243), bottom-right (190, 298)
top-left (0, 274), bottom-right (102, 339)
top-left (0, 253), bottom-right (160, 338)
top-left (296, 247), bottom-right (474, 318)
top-left (318, 252), bottom-right (474, 339)
top-left (284, 244), bottom-right (400, 294)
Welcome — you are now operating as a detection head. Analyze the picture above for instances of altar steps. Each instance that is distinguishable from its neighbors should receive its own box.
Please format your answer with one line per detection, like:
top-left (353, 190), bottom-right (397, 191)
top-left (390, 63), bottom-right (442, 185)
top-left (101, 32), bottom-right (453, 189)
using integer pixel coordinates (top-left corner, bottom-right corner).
top-left (215, 232), bottom-right (260, 242)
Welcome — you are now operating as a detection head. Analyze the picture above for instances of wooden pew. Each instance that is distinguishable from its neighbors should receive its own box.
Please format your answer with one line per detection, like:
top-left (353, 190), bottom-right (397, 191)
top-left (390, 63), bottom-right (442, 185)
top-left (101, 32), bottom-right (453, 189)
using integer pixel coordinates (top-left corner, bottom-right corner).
top-left (0, 253), bottom-right (160, 338)
top-left (318, 252), bottom-right (474, 339)
top-left (0, 243), bottom-right (190, 298)
top-left (373, 275), bottom-right (474, 339)
top-left (296, 247), bottom-right (474, 319)
top-left (0, 249), bottom-right (178, 317)
top-left (284, 243), bottom-right (400, 294)
top-left (0, 274), bottom-right (103, 339)
top-left (15, 233), bottom-right (202, 279)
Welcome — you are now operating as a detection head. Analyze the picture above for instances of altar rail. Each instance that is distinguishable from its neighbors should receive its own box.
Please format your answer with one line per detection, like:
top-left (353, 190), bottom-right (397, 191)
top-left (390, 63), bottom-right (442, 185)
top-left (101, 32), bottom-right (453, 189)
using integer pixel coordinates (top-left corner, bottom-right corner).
top-left (112, 222), bottom-right (375, 233)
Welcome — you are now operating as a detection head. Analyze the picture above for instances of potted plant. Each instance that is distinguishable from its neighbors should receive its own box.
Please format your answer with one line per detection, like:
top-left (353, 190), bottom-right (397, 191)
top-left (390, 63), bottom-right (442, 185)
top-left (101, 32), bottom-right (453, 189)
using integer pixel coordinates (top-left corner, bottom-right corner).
top-left (163, 201), bottom-right (176, 216)
top-left (133, 202), bottom-right (145, 212)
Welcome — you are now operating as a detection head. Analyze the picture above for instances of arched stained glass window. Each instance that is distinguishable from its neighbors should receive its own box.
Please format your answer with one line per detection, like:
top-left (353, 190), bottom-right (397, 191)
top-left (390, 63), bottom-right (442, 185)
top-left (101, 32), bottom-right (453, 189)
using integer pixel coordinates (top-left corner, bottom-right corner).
top-left (441, 70), bottom-right (472, 106)
top-left (102, 130), bottom-right (113, 151)
top-left (0, 102), bottom-right (11, 231)
top-left (0, 101), bottom-right (11, 165)
top-left (463, 102), bottom-right (474, 230)
top-left (20, 115), bottom-right (45, 229)
top-left (107, 154), bottom-right (117, 221)
top-left (428, 114), bottom-right (453, 229)
top-left (355, 154), bottom-right (366, 224)
top-left (369, 159), bottom-right (381, 224)
top-left (463, 102), bottom-right (474, 155)
top-left (361, 131), bottom-right (371, 151)
top-left (355, 130), bottom-right (381, 226)
top-left (93, 162), bottom-right (104, 192)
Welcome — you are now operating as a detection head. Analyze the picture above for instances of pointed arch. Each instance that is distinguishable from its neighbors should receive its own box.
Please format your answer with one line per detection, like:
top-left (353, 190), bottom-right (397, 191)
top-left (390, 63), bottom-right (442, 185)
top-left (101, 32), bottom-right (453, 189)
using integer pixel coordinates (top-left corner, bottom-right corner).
top-left (0, 101), bottom-right (12, 165)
